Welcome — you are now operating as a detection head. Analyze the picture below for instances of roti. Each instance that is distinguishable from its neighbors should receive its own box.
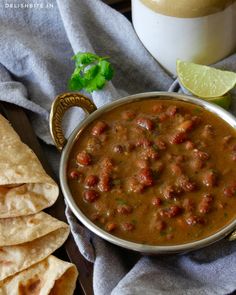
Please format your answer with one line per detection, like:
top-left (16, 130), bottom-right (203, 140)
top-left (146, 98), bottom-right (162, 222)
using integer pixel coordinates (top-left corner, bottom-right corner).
top-left (0, 115), bottom-right (59, 218)
top-left (0, 255), bottom-right (78, 295)
top-left (0, 212), bottom-right (70, 281)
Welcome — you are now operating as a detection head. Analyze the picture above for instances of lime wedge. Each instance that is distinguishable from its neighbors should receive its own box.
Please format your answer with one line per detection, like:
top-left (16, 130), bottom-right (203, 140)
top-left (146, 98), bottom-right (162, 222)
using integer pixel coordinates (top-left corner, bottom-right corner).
top-left (177, 60), bottom-right (236, 98)
top-left (203, 93), bottom-right (232, 110)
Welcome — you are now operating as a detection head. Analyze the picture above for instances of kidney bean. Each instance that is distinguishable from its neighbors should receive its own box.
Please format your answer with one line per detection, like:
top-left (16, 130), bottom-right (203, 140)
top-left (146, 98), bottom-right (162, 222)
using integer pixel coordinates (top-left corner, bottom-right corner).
top-left (193, 149), bottom-right (209, 160)
top-left (106, 222), bottom-right (117, 232)
top-left (192, 116), bottom-right (202, 126)
top-left (126, 142), bottom-right (136, 152)
top-left (152, 197), bottom-right (162, 207)
top-left (86, 137), bottom-right (101, 152)
top-left (83, 190), bottom-right (99, 203)
top-left (98, 173), bottom-right (111, 192)
top-left (113, 145), bottom-right (124, 153)
top-left (175, 155), bottom-right (185, 164)
top-left (177, 217), bottom-right (188, 229)
top-left (198, 193), bottom-right (214, 214)
top-left (185, 141), bottom-right (194, 150)
top-left (202, 124), bottom-right (214, 138)
top-left (177, 175), bottom-right (197, 192)
top-left (99, 217), bottom-right (106, 224)
top-left (168, 205), bottom-right (182, 217)
top-left (93, 201), bottom-right (107, 212)
top-left (162, 185), bottom-right (176, 200)
top-left (231, 151), bottom-right (236, 161)
top-left (131, 126), bottom-right (145, 137)
top-left (155, 139), bottom-right (167, 150)
top-left (166, 233), bottom-right (174, 240)
top-left (100, 133), bottom-right (109, 143)
top-left (183, 113), bottom-right (191, 120)
top-left (190, 158), bottom-right (204, 171)
top-left (203, 193), bottom-right (214, 202)
top-left (170, 131), bottom-right (187, 144)
top-left (152, 104), bottom-right (164, 113)
top-left (185, 215), bottom-right (205, 226)
top-left (153, 161), bottom-right (164, 173)
top-left (137, 168), bottom-right (154, 187)
top-left (84, 175), bottom-right (99, 188)
top-left (117, 204), bottom-right (133, 215)
top-left (141, 147), bottom-right (159, 160)
top-left (122, 222), bottom-right (135, 231)
top-left (136, 138), bottom-right (152, 148)
top-left (158, 113), bottom-right (168, 122)
top-left (76, 151), bottom-right (92, 166)
top-left (177, 120), bottom-right (193, 132)
top-left (114, 124), bottom-right (127, 136)
top-left (159, 205), bottom-right (182, 218)
top-left (171, 163), bottom-right (182, 175)
top-left (105, 209), bottom-right (115, 217)
top-left (202, 171), bottom-right (217, 187)
top-left (127, 176), bottom-right (144, 193)
top-left (69, 170), bottom-right (82, 180)
top-left (166, 105), bottom-right (178, 117)
top-left (156, 220), bottom-right (166, 231)
top-left (101, 157), bottom-right (113, 174)
top-left (136, 159), bottom-right (149, 169)
top-left (223, 182), bottom-right (236, 197)
top-left (136, 117), bottom-right (154, 131)
top-left (162, 185), bottom-right (182, 200)
top-left (182, 198), bottom-right (195, 212)
top-left (149, 148), bottom-right (159, 160)
top-left (122, 110), bottom-right (136, 121)
top-left (91, 121), bottom-right (108, 136)
top-left (183, 181), bottom-right (196, 192)
top-left (223, 135), bottom-right (233, 145)
top-left (90, 212), bottom-right (101, 221)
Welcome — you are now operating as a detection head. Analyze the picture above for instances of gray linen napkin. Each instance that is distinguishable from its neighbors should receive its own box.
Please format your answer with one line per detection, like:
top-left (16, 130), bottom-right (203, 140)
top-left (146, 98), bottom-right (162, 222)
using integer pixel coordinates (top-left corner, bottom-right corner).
top-left (0, 0), bottom-right (236, 294)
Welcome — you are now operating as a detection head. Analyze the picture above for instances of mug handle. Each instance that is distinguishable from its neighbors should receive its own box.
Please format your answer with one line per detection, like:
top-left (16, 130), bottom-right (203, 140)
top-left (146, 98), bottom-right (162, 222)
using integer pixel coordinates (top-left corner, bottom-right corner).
top-left (49, 92), bottom-right (97, 151)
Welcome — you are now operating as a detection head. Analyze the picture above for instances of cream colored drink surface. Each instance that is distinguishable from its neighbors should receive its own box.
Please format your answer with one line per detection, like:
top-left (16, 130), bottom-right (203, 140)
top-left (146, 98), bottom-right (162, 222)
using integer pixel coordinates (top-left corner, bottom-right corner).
top-left (141, 0), bottom-right (236, 18)
top-left (132, 0), bottom-right (236, 74)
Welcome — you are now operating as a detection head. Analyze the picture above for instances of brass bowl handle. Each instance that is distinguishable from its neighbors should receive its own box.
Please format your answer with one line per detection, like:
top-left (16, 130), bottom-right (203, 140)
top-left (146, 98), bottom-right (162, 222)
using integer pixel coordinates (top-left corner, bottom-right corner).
top-left (49, 92), bottom-right (97, 151)
top-left (228, 230), bottom-right (236, 241)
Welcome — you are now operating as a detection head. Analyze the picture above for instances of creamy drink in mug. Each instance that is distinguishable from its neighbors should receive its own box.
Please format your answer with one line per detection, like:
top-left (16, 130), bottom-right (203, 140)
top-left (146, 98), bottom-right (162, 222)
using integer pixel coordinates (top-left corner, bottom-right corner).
top-left (132, 0), bottom-right (236, 75)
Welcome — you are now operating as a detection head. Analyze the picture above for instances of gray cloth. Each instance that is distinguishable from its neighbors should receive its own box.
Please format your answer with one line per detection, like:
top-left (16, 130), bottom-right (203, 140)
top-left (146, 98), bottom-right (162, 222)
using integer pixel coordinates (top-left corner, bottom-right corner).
top-left (0, 0), bottom-right (236, 294)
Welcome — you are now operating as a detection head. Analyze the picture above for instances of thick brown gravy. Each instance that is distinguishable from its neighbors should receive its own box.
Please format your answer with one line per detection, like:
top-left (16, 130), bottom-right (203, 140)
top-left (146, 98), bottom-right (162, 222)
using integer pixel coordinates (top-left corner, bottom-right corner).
top-left (68, 99), bottom-right (236, 245)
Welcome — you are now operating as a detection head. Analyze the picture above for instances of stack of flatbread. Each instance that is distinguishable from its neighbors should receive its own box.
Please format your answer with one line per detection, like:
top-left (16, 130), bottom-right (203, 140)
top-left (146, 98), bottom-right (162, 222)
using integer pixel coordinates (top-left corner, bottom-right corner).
top-left (0, 115), bottom-right (78, 294)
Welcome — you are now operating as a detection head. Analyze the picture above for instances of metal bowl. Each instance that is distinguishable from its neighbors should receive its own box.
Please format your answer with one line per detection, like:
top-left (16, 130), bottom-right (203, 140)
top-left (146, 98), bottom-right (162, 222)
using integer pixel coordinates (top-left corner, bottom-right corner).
top-left (50, 91), bottom-right (236, 254)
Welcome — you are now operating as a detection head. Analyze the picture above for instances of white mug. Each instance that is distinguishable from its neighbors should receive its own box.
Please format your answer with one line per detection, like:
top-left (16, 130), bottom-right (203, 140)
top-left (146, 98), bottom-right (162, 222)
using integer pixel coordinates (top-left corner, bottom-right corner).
top-left (132, 0), bottom-right (236, 75)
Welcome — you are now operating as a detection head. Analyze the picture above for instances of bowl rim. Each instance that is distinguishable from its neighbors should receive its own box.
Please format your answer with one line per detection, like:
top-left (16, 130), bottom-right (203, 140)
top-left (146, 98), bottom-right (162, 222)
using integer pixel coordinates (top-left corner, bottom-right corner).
top-left (60, 91), bottom-right (236, 254)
